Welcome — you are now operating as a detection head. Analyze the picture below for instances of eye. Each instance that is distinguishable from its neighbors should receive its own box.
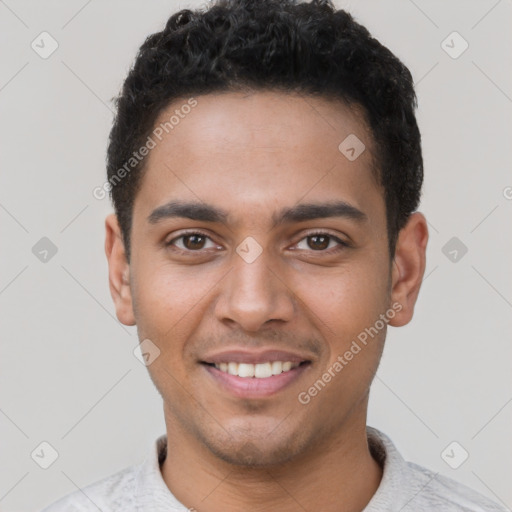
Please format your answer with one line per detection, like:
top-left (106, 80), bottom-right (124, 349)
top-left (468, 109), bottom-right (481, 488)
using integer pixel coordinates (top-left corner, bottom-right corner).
top-left (294, 232), bottom-right (348, 252)
top-left (167, 232), bottom-right (219, 252)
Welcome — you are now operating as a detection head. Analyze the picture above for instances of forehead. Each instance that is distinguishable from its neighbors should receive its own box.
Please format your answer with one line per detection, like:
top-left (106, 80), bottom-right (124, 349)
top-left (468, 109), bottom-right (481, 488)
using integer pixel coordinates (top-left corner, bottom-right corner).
top-left (134, 91), bottom-right (384, 227)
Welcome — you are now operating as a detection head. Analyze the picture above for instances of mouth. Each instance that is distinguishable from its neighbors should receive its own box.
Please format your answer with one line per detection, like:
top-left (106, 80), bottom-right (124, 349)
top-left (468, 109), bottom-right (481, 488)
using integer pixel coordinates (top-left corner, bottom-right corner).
top-left (203, 360), bottom-right (307, 378)
top-left (200, 350), bottom-right (313, 398)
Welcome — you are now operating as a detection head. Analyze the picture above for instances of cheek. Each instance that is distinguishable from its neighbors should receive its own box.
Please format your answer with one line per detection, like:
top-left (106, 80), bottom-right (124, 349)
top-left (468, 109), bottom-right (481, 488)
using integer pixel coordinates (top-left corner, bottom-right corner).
top-left (132, 260), bottom-right (206, 326)
top-left (294, 260), bottom-right (389, 337)
top-left (133, 271), bottom-right (178, 332)
top-left (130, 259), bottom-right (220, 368)
top-left (130, 272), bottom-right (187, 365)
top-left (295, 266), bottom-right (388, 410)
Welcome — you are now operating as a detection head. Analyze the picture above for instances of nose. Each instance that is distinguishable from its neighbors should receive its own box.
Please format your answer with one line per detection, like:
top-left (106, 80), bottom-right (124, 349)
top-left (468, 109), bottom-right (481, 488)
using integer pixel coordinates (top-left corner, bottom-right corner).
top-left (214, 249), bottom-right (295, 332)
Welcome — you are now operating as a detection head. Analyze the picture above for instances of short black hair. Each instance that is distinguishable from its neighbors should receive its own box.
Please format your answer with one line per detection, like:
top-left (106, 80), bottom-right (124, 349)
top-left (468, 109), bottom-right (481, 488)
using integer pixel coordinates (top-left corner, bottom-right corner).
top-left (107, 0), bottom-right (423, 262)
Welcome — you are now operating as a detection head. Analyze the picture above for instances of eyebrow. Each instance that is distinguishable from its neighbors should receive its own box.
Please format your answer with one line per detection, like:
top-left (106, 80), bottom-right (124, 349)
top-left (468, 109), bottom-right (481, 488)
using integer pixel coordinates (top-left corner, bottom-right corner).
top-left (147, 200), bottom-right (368, 226)
top-left (148, 201), bottom-right (228, 224)
top-left (272, 201), bottom-right (367, 226)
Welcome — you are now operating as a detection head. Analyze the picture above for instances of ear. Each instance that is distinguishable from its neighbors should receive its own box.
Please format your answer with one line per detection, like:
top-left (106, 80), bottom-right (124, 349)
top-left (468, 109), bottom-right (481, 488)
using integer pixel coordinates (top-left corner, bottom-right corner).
top-left (388, 212), bottom-right (429, 327)
top-left (105, 213), bottom-right (136, 326)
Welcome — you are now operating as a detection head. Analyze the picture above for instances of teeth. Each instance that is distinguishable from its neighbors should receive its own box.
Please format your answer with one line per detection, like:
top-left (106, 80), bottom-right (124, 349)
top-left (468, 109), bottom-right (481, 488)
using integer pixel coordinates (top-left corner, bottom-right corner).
top-left (227, 362), bottom-right (238, 376)
top-left (271, 361), bottom-right (282, 375)
top-left (213, 361), bottom-right (300, 378)
top-left (254, 362), bottom-right (272, 378)
top-left (238, 363), bottom-right (255, 378)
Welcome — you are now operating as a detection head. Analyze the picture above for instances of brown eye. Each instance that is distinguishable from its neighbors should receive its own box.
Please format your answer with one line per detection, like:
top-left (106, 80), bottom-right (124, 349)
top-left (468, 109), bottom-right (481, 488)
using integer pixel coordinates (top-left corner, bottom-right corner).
top-left (307, 235), bottom-right (330, 250)
top-left (167, 232), bottom-right (218, 252)
top-left (182, 234), bottom-right (206, 250)
top-left (294, 232), bottom-right (348, 252)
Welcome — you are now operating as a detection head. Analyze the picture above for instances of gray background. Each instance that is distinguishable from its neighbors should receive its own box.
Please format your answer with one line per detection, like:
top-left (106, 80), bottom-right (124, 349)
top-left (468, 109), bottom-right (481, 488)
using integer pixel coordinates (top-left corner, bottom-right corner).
top-left (1, 1), bottom-right (511, 510)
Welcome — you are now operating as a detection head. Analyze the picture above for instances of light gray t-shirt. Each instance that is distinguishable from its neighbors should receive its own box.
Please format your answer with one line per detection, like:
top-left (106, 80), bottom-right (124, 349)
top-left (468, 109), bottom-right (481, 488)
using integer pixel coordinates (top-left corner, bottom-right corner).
top-left (41, 426), bottom-right (508, 511)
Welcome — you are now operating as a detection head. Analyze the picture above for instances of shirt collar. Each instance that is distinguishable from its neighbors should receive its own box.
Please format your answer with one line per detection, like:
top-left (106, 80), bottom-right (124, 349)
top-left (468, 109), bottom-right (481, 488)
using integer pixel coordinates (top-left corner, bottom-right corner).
top-left (134, 434), bottom-right (188, 511)
top-left (364, 426), bottom-right (412, 511)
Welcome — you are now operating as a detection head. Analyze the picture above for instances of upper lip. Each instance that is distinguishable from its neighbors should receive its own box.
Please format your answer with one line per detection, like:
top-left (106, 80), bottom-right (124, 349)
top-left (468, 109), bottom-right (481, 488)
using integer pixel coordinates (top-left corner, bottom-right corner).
top-left (201, 348), bottom-right (313, 365)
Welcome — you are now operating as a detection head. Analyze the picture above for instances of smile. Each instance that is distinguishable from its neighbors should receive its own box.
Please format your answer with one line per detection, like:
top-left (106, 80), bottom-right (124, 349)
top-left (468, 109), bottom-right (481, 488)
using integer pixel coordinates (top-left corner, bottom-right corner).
top-left (213, 361), bottom-right (301, 378)
top-left (202, 361), bottom-right (311, 398)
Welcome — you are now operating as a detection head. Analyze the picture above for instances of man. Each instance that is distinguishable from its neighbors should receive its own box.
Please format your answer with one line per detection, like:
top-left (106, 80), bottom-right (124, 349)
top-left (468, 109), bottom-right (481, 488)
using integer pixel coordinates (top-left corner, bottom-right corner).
top-left (42, 0), bottom-right (506, 510)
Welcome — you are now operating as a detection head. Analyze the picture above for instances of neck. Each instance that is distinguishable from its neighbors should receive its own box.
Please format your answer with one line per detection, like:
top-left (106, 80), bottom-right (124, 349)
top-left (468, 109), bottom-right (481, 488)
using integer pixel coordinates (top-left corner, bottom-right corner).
top-left (160, 409), bottom-right (383, 512)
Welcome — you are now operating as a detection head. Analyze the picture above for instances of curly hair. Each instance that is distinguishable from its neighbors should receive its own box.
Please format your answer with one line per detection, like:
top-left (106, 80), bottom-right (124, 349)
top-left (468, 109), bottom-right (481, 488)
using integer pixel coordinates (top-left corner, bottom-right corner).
top-left (107, 0), bottom-right (423, 261)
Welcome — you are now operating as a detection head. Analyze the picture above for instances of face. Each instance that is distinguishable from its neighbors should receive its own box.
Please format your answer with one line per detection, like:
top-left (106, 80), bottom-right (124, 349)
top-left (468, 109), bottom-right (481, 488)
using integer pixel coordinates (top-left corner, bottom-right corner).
top-left (106, 91), bottom-right (427, 466)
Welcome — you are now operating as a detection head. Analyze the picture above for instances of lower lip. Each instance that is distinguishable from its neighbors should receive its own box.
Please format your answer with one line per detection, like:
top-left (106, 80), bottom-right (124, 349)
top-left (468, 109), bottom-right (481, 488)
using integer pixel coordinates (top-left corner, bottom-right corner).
top-left (202, 363), bottom-right (310, 398)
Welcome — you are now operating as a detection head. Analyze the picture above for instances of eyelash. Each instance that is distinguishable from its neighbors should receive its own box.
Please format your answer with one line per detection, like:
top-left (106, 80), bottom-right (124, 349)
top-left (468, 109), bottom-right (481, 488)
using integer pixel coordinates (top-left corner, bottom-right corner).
top-left (166, 230), bottom-right (220, 253)
top-left (293, 230), bottom-right (350, 253)
top-left (165, 229), bottom-right (349, 255)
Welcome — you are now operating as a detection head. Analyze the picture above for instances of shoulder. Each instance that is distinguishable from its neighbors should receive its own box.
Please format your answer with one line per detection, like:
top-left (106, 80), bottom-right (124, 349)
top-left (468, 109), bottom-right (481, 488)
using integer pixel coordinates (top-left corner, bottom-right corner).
top-left (40, 465), bottom-right (139, 512)
top-left (366, 427), bottom-right (508, 512)
top-left (404, 461), bottom-right (508, 512)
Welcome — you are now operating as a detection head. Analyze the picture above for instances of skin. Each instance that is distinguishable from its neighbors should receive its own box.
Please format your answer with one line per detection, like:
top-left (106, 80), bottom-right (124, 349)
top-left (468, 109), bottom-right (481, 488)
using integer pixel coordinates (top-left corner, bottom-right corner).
top-left (105, 91), bottom-right (428, 512)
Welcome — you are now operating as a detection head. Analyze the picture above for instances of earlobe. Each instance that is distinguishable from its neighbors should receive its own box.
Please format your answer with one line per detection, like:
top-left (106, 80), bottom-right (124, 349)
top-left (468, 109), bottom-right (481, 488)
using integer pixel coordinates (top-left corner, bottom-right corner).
top-left (105, 214), bottom-right (136, 326)
top-left (388, 212), bottom-right (428, 328)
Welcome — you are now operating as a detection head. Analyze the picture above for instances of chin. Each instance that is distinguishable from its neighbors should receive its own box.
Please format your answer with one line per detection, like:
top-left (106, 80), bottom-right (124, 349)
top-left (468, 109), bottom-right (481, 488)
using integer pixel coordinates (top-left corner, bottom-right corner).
top-left (209, 440), bottom-right (299, 467)
top-left (199, 425), bottom-right (312, 468)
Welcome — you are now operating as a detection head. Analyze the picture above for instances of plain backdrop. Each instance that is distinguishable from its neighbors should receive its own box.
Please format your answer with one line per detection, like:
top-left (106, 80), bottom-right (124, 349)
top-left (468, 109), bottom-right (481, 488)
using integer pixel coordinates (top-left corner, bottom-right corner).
top-left (0, 1), bottom-right (511, 511)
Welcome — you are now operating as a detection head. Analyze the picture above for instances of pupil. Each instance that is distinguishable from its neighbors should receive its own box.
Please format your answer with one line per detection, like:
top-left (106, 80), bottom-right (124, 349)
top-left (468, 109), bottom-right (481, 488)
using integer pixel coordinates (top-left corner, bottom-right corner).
top-left (309, 235), bottom-right (329, 250)
top-left (185, 234), bottom-right (205, 250)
